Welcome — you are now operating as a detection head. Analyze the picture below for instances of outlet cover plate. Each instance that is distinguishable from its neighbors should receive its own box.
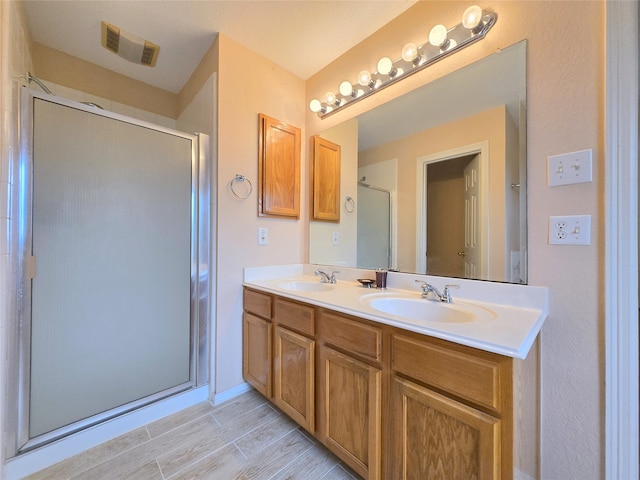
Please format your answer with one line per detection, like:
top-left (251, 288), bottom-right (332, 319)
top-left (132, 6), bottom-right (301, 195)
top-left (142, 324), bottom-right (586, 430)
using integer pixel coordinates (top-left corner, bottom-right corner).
top-left (549, 215), bottom-right (591, 245)
top-left (547, 149), bottom-right (593, 187)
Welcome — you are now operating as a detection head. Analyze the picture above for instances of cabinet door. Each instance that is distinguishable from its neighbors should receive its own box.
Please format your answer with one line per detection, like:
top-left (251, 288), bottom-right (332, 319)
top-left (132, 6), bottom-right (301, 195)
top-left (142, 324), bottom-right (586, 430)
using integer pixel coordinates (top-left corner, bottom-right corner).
top-left (318, 346), bottom-right (381, 480)
top-left (389, 376), bottom-right (500, 480)
top-left (243, 313), bottom-right (272, 397)
top-left (274, 326), bottom-right (315, 432)
top-left (310, 135), bottom-right (341, 222)
top-left (258, 114), bottom-right (301, 218)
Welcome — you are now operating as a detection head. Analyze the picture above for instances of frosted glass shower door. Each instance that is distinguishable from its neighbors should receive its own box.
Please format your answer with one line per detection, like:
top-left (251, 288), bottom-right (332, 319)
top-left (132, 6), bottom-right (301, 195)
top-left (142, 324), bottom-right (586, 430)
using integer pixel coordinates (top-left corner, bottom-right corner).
top-left (357, 185), bottom-right (391, 269)
top-left (29, 99), bottom-right (194, 439)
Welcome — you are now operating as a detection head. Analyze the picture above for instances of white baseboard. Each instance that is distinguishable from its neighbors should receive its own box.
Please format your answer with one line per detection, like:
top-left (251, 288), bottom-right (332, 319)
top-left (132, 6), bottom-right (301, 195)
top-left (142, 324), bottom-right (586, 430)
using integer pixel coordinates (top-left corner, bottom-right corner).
top-left (514, 469), bottom-right (535, 480)
top-left (5, 386), bottom-right (209, 480)
top-left (212, 382), bottom-right (253, 405)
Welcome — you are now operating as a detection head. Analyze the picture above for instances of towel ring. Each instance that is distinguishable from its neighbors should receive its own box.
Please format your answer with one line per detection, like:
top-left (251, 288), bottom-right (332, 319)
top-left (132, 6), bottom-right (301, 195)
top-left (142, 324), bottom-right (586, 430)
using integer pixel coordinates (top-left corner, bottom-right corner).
top-left (344, 196), bottom-right (355, 214)
top-left (230, 174), bottom-right (253, 199)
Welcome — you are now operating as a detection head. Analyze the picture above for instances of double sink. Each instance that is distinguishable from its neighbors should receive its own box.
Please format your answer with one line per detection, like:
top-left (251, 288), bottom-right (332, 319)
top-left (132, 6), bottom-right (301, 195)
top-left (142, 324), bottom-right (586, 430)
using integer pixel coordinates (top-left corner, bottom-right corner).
top-left (243, 267), bottom-right (547, 359)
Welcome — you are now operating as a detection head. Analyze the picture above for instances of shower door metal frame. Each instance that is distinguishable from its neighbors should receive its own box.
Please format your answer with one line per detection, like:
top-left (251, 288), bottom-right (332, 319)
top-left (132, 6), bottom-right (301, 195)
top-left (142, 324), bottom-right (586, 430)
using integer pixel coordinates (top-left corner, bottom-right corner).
top-left (9, 89), bottom-right (210, 456)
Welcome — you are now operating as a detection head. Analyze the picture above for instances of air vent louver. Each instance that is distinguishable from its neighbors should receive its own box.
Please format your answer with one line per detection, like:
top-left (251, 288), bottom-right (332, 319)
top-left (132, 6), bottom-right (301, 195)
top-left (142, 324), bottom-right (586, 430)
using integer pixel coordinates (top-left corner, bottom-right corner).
top-left (100, 21), bottom-right (159, 67)
top-left (141, 42), bottom-right (160, 67)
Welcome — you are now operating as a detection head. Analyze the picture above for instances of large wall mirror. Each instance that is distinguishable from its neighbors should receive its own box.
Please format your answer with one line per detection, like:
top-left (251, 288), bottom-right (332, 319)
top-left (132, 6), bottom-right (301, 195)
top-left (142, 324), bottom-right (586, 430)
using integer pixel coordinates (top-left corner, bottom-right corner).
top-left (309, 40), bottom-right (527, 284)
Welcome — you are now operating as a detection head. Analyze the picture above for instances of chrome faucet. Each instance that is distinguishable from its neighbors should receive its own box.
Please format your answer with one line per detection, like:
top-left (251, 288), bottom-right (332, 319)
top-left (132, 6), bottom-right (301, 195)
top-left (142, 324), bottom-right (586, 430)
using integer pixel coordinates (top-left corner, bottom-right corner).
top-left (315, 269), bottom-right (339, 284)
top-left (415, 280), bottom-right (459, 303)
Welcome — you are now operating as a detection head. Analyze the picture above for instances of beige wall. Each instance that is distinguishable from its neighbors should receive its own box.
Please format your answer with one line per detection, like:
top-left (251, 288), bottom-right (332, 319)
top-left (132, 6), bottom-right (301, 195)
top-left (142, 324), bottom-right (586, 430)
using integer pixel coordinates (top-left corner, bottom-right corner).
top-left (215, 34), bottom-right (307, 393)
top-left (32, 42), bottom-right (178, 118)
top-left (307, 1), bottom-right (604, 478)
top-left (359, 105), bottom-right (509, 278)
top-left (179, 37), bottom-right (219, 115)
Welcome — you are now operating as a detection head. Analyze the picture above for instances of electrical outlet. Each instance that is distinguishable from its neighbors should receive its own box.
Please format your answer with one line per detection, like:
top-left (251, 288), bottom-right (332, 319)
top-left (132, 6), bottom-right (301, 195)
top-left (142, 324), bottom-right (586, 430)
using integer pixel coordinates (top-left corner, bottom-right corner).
top-left (547, 149), bottom-right (593, 187)
top-left (332, 231), bottom-right (339, 245)
top-left (549, 215), bottom-right (591, 245)
top-left (258, 227), bottom-right (268, 245)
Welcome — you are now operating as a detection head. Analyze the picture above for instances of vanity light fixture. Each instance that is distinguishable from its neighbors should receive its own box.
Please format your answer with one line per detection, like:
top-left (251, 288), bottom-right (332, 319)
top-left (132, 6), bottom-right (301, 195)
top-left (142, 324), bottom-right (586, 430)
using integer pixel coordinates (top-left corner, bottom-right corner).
top-left (339, 80), bottom-right (355, 97)
top-left (357, 70), bottom-right (376, 89)
top-left (462, 5), bottom-right (484, 32)
top-left (401, 43), bottom-right (421, 64)
top-left (428, 24), bottom-right (451, 51)
top-left (309, 5), bottom-right (497, 118)
top-left (377, 57), bottom-right (397, 77)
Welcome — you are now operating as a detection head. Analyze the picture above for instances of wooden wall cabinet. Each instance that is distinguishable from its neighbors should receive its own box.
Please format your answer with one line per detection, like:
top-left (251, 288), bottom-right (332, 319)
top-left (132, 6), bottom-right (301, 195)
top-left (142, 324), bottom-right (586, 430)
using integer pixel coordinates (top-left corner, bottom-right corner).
top-left (310, 135), bottom-right (341, 222)
top-left (258, 114), bottom-right (301, 218)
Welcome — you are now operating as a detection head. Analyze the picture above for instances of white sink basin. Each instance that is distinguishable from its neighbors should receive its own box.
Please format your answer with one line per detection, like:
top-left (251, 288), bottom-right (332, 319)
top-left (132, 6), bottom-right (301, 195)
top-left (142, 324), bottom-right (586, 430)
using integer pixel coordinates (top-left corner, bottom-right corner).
top-left (361, 294), bottom-right (495, 324)
top-left (278, 281), bottom-right (334, 292)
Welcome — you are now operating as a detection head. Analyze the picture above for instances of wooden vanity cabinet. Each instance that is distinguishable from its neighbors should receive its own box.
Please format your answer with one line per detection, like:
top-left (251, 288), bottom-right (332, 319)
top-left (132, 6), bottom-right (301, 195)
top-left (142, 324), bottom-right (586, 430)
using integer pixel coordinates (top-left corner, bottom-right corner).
top-left (242, 289), bottom-right (273, 397)
top-left (273, 298), bottom-right (316, 433)
top-left (317, 310), bottom-right (383, 480)
top-left (242, 288), bottom-right (516, 480)
top-left (389, 332), bottom-right (513, 480)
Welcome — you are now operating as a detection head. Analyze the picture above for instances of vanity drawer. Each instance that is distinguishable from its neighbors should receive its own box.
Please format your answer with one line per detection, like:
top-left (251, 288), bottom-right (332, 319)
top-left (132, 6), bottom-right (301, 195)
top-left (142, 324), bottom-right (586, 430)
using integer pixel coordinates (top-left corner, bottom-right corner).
top-left (392, 334), bottom-right (502, 413)
top-left (244, 288), bottom-right (272, 319)
top-left (319, 310), bottom-right (382, 363)
top-left (274, 298), bottom-right (315, 337)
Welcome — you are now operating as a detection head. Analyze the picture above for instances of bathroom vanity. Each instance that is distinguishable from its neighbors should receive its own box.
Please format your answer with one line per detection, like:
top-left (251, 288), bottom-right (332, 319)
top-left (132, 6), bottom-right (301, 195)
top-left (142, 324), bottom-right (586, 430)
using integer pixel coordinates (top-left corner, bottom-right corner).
top-left (243, 265), bottom-right (547, 480)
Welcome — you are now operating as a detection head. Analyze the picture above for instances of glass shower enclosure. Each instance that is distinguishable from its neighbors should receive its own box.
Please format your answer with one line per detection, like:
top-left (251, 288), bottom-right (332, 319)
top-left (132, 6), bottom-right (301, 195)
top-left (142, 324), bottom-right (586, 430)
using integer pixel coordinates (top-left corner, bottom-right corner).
top-left (10, 90), bottom-right (210, 454)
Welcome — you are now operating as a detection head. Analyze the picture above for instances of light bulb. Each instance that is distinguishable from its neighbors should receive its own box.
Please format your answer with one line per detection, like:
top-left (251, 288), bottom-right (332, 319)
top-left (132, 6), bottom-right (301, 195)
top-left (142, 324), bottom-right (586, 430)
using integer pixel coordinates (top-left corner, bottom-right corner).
top-left (309, 99), bottom-right (322, 113)
top-left (462, 5), bottom-right (483, 30)
top-left (339, 81), bottom-right (353, 97)
top-left (324, 91), bottom-right (336, 105)
top-left (402, 43), bottom-right (419, 63)
top-left (429, 24), bottom-right (449, 48)
top-left (377, 57), bottom-right (394, 75)
top-left (358, 70), bottom-right (372, 87)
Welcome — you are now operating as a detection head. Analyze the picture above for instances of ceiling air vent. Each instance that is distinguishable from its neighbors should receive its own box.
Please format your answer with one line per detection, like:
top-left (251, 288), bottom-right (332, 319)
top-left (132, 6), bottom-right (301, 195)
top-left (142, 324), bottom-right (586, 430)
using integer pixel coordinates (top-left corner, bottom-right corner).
top-left (101, 21), bottom-right (160, 67)
top-left (140, 42), bottom-right (159, 67)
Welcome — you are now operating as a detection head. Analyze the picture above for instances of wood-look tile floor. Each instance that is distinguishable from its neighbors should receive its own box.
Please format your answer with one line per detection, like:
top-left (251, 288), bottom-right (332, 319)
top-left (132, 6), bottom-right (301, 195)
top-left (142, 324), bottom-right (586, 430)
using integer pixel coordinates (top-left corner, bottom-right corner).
top-left (26, 389), bottom-right (360, 480)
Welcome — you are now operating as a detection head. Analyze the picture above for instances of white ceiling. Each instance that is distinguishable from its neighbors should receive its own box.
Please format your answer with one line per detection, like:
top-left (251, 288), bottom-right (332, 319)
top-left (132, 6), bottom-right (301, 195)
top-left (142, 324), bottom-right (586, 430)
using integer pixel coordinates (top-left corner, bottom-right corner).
top-left (23, 0), bottom-right (416, 93)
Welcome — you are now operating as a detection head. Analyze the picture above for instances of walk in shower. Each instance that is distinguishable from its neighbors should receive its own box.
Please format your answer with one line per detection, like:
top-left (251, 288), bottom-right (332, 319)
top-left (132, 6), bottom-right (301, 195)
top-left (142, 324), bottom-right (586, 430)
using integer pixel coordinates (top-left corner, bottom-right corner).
top-left (9, 89), bottom-right (210, 455)
top-left (356, 183), bottom-right (392, 269)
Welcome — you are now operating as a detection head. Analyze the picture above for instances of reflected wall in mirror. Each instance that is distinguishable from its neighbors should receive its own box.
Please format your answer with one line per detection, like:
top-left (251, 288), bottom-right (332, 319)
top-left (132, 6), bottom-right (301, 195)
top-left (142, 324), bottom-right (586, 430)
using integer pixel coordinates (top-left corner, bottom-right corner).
top-left (309, 41), bottom-right (527, 284)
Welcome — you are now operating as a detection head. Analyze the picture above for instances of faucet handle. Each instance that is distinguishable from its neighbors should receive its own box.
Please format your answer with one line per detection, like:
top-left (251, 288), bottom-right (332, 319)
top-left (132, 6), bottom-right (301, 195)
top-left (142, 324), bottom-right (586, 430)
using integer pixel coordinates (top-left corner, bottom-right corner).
top-left (314, 269), bottom-right (329, 283)
top-left (414, 279), bottom-right (432, 296)
top-left (442, 284), bottom-right (460, 303)
top-left (330, 271), bottom-right (340, 284)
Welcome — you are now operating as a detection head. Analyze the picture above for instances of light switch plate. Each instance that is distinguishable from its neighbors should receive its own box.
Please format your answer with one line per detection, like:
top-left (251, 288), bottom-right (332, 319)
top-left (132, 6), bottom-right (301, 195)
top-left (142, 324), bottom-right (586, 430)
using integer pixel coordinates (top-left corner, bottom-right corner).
top-left (258, 227), bottom-right (268, 245)
top-left (332, 231), bottom-right (339, 245)
top-left (547, 149), bottom-right (592, 187)
top-left (549, 215), bottom-right (591, 245)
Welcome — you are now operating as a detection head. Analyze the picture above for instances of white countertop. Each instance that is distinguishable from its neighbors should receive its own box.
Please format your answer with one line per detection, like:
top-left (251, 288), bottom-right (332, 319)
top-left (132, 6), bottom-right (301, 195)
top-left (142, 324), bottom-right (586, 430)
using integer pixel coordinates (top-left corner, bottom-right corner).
top-left (244, 264), bottom-right (548, 360)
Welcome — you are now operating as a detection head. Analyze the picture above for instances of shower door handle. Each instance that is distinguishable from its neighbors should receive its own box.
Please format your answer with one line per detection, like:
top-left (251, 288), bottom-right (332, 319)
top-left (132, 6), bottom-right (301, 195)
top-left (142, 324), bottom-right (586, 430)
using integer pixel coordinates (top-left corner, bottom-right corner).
top-left (27, 255), bottom-right (36, 279)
